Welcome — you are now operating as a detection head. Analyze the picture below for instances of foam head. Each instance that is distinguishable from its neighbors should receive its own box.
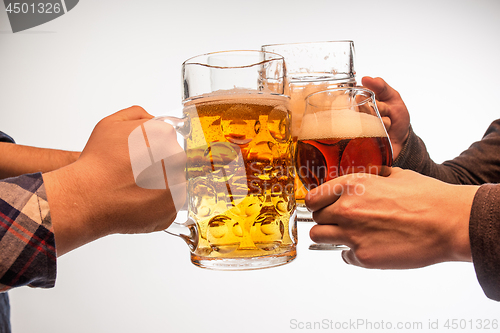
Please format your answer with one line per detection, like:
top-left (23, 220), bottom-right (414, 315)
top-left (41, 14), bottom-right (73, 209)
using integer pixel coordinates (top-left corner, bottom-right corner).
top-left (298, 108), bottom-right (387, 140)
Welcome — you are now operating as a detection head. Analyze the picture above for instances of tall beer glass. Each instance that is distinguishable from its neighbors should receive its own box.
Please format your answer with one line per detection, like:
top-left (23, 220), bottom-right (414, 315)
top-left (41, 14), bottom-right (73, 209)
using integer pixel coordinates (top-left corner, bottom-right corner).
top-left (262, 41), bottom-right (356, 222)
top-left (296, 87), bottom-right (393, 249)
top-left (157, 51), bottom-right (297, 270)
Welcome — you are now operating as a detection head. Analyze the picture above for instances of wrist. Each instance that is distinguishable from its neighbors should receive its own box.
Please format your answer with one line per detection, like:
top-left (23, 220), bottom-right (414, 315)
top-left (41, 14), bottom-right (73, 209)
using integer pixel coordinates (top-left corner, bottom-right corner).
top-left (67, 150), bottom-right (81, 165)
top-left (43, 163), bottom-right (106, 256)
top-left (445, 184), bottom-right (480, 263)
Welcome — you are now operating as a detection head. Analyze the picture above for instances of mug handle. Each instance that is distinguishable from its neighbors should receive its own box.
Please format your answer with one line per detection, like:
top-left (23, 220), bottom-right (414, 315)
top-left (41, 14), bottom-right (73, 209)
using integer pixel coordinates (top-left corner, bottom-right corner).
top-left (148, 115), bottom-right (198, 251)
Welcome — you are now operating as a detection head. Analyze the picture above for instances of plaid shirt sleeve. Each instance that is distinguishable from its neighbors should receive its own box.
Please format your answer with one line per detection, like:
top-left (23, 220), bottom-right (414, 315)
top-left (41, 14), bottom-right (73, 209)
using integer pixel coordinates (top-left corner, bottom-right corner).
top-left (0, 173), bottom-right (56, 292)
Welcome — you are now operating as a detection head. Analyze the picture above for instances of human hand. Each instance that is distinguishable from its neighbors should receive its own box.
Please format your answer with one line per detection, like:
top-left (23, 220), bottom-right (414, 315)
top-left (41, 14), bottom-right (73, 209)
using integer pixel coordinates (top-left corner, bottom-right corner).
top-left (362, 77), bottom-right (410, 159)
top-left (306, 168), bottom-right (479, 269)
top-left (43, 106), bottom-right (186, 256)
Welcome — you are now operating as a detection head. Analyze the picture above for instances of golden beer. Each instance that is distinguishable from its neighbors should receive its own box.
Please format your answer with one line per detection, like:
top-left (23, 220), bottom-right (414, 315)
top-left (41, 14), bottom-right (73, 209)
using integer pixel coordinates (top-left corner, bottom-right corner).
top-left (183, 92), bottom-right (297, 263)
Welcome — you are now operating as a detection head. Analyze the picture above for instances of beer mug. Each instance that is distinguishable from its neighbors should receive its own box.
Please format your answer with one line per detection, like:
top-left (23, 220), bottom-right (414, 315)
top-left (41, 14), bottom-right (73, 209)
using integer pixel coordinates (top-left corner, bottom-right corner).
top-left (156, 51), bottom-right (297, 270)
top-left (261, 41), bottom-right (357, 222)
top-left (296, 87), bottom-right (393, 249)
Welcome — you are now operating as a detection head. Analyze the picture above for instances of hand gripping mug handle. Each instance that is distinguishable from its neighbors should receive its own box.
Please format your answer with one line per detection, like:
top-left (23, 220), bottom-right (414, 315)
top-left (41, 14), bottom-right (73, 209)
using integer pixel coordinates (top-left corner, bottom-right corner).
top-left (129, 114), bottom-right (198, 251)
top-left (158, 115), bottom-right (199, 251)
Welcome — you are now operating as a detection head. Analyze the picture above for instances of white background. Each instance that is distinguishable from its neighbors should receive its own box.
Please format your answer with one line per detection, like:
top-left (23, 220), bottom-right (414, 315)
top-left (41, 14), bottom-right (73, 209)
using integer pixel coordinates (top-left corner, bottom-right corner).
top-left (1, 0), bottom-right (499, 332)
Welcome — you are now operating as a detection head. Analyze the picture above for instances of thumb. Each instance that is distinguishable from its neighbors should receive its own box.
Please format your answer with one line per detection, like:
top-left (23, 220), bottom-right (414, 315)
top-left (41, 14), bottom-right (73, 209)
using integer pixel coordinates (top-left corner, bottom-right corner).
top-left (361, 77), bottom-right (398, 102)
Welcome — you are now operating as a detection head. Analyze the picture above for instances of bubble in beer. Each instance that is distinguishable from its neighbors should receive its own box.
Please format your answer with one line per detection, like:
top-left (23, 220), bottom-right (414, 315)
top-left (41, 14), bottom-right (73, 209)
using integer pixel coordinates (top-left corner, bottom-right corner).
top-left (186, 147), bottom-right (210, 179)
top-left (260, 221), bottom-right (280, 236)
top-left (222, 105), bottom-right (258, 145)
top-left (249, 179), bottom-right (262, 194)
top-left (210, 117), bottom-right (221, 128)
top-left (248, 141), bottom-right (274, 161)
top-left (198, 206), bottom-right (211, 217)
top-left (190, 179), bottom-right (217, 217)
top-left (275, 200), bottom-right (288, 214)
top-left (268, 106), bottom-right (289, 143)
top-left (296, 142), bottom-right (328, 188)
top-left (254, 121), bottom-right (261, 135)
top-left (245, 202), bottom-right (261, 216)
top-left (253, 206), bottom-right (272, 223)
top-left (207, 215), bottom-right (239, 254)
top-left (211, 244), bottom-right (239, 254)
top-left (226, 175), bottom-right (250, 203)
top-left (232, 222), bottom-right (243, 237)
top-left (251, 206), bottom-right (283, 251)
top-left (204, 142), bottom-right (241, 178)
top-left (269, 142), bottom-right (282, 167)
top-left (195, 247), bottom-right (213, 257)
top-left (271, 183), bottom-right (283, 196)
top-left (208, 215), bottom-right (229, 239)
top-left (247, 141), bottom-right (276, 181)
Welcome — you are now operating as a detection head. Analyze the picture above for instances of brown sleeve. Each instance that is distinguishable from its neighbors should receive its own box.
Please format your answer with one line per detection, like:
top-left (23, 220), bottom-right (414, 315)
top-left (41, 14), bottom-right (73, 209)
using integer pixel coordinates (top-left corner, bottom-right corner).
top-left (394, 120), bottom-right (500, 185)
top-left (393, 125), bottom-right (431, 171)
top-left (469, 184), bottom-right (500, 301)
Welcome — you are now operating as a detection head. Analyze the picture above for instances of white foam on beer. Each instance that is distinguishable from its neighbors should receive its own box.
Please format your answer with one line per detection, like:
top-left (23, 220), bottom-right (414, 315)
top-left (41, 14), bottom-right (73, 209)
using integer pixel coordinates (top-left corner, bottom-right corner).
top-left (298, 108), bottom-right (387, 140)
top-left (184, 88), bottom-right (289, 108)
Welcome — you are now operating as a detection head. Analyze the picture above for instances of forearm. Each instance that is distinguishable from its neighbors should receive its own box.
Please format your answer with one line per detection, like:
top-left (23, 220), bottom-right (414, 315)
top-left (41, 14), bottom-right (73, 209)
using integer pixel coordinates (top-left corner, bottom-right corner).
top-left (0, 142), bottom-right (80, 179)
top-left (25, 106), bottom-right (182, 257)
top-left (42, 164), bottom-right (108, 257)
top-left (392, 127), bottom-right (465, 184)
top-left (394, 124), bottom-right (500, 185)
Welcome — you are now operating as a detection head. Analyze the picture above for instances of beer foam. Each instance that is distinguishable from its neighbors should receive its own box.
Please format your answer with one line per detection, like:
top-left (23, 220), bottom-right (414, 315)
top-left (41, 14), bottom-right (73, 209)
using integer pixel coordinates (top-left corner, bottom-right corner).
top-left (184, 89), bottom-right (289, 108)
top-left (298, 109), bottom-right (387, 140)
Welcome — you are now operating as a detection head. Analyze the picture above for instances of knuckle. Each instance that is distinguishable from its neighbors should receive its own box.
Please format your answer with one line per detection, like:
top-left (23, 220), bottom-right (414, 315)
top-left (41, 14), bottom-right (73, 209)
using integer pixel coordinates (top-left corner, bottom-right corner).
top-left (353, 248), bottom-right (378, 268)
top-left (304, 189), bottom-right (321, 209)
top-left (336, 197), bottom-right (358, 218)
top-left (130, 105), bottom-right (146, 112)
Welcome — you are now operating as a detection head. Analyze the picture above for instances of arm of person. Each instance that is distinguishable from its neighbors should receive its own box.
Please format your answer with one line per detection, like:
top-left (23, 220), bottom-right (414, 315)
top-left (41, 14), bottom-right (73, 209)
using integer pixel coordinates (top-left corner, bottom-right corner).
top-left (0, 143), bottom-right (80, 179)
top-left (363, 77), bottom-right (500, 185)
top-left (395, 119), bottom-right (500, 185)
top-left (305, 168), bottom-right (500, 301)
top-left (0, 106), bottom-right (186, 291)
top-left (43, 106), bottom-right (185, 256)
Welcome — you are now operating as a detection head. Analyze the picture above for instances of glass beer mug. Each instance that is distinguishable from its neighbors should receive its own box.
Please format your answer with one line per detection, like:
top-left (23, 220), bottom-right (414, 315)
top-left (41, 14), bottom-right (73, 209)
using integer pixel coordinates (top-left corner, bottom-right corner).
top-left (155, 51), bottom-right (297, 270)
top-left (261, 41), bottom-right (357, 222)
top-left (296, 87), bottom-right (393, 249)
